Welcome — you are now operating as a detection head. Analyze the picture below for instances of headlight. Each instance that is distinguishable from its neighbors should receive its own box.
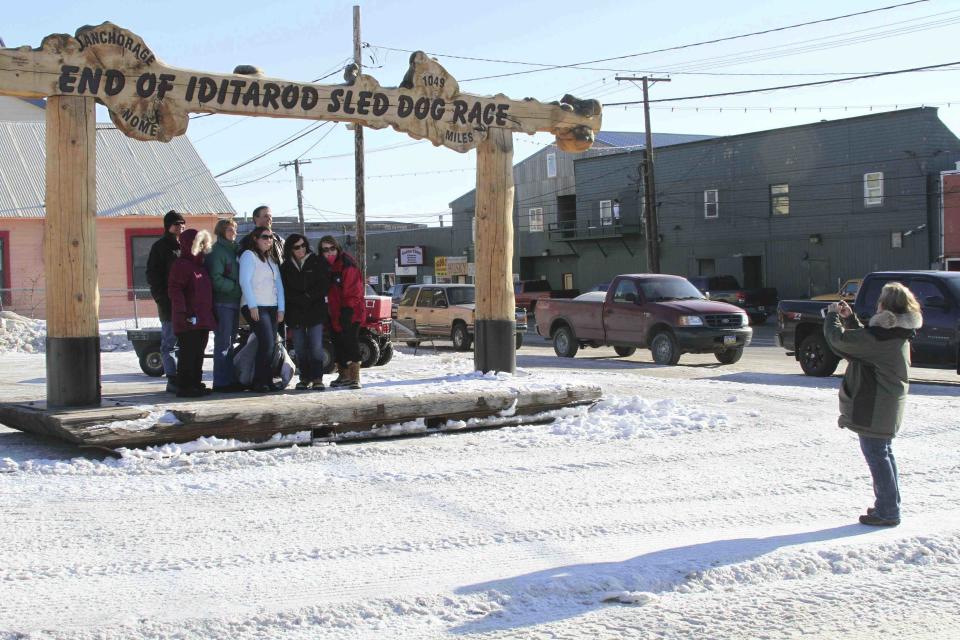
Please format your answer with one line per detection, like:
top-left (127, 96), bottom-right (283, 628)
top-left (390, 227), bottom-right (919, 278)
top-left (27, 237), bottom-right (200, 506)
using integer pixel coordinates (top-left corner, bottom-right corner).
top-left (678, 315), bottom-right (704, 326)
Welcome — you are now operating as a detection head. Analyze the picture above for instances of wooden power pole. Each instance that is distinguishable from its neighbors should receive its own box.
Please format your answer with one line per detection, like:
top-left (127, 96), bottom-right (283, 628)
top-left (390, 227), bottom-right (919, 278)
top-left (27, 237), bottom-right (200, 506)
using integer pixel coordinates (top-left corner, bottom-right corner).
top-left (615, 75), bottom-right (670, 273)
top-left (279, 158), bottom-right (311, 236)
top-left (353, 5), bottom-right (366, 283)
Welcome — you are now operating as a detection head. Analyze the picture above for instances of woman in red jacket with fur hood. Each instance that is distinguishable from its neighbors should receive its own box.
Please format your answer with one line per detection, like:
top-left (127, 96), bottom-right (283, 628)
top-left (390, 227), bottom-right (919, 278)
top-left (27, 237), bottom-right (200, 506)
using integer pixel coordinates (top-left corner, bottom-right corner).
top-left (168, 228), bottom-right (216, 397)
top-left (320, 235), bottom-right (364, 389)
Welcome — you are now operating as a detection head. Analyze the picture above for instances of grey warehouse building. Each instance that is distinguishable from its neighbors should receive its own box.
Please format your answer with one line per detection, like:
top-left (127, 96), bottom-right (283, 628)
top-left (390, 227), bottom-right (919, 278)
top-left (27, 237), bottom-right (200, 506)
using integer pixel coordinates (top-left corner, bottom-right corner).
top-left (362, 109), bottom-right (960, 298)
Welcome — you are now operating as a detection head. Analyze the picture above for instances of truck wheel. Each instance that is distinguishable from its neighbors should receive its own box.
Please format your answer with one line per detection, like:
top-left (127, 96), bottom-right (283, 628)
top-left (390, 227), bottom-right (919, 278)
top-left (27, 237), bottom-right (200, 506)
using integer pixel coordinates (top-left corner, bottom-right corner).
top-left (749, 313), bottom-right (769, 325)
top-left (358, 333), bottom-right (381, 368)
top-left (614, 346), bottom-right (636, 357)
top-left (322, 339), bottom-right (336, 374)
top-left (798, 334), bottom-right (840, 377)
top-left (515, 333), bottom-right (524, 350)
top-left (138, 350), bottom-right (164, 377)
top-left (650, 331), bottom-right (681, 365)
top-left (452, 322), bottom-right (473, 351)
top-left (552, 325), bottom-right (578, 358)
top-left (376, 341), bottom-right (394, 366)
top-left (715, 347), bottom-right (744, 365)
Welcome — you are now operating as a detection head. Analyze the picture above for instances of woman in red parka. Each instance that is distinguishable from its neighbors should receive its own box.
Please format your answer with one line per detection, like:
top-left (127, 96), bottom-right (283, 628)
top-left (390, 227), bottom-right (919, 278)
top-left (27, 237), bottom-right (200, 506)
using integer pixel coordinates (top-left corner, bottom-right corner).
top-left (168, 228), bottom-right (217, 398)
top-left (320, 235), bottom-right (364, 390)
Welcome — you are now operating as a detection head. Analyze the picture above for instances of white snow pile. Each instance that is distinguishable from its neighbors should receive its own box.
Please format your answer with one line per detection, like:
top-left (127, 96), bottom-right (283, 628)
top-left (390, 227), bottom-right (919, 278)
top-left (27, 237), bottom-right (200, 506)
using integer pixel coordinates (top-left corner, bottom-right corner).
top-left (0, 311), bottom-right (132, 353)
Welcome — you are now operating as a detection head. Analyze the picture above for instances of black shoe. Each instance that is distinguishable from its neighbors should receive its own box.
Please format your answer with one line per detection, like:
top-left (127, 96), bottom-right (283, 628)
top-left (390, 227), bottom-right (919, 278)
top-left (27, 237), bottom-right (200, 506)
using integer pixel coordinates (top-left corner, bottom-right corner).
top-left (859, 514), bottom-right (900, 527)
top-left (295, 381), bottom-right (311, 390)
top-left (165, 377), bottom-right (178, 394)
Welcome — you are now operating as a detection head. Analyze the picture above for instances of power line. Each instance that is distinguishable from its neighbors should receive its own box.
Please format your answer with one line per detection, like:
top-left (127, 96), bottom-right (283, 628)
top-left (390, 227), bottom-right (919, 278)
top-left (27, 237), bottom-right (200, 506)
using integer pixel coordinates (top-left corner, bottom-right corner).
top-left (606, 61), bottom-right (960, 106)
top-left (368, 1), bottom-right (928, 81)
top-left (213, 121), bottom-right (329, 178)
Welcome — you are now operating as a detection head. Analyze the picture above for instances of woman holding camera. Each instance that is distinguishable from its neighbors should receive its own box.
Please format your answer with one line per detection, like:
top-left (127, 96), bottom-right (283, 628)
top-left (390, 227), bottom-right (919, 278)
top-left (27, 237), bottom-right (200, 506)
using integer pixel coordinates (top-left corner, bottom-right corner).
top-left (823, 283), bottom-right (922, 527)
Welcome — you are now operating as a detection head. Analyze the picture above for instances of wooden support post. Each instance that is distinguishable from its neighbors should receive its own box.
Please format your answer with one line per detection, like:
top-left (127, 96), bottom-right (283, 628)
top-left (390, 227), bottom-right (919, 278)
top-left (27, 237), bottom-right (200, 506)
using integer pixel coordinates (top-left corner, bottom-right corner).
top-left (474, 127), bottom-right (516, 373)
top-left (44, 95), bottom-right (100, 407)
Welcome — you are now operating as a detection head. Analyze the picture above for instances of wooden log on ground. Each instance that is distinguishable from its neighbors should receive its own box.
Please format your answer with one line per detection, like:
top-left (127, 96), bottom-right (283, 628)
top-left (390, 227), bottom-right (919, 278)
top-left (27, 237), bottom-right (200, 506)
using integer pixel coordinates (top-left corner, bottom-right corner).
top-left (44, 95), bottom-right (101, 407)
top-left (473, 126), bottom-right (516, 374)
top-left (0, 385), bottom-right (601, 450)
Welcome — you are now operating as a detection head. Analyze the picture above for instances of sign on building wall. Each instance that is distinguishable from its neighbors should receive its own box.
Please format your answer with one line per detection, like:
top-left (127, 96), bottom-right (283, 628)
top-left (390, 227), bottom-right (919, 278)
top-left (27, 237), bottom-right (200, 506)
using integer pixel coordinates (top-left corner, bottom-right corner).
top-left (447, 256), bottom-right (468, 276)
top-left (394, 259), bottom-right (417, 277)
top-left (434, 256), bottom-right (448, 278)
top-left (398, 246), bottom-right (425, 266)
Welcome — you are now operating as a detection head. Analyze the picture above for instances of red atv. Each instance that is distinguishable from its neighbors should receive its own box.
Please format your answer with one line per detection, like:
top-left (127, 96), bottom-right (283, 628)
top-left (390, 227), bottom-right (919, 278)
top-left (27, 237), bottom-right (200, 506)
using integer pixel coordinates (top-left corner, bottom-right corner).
top-left (313, 285), bottom-right (393, 373)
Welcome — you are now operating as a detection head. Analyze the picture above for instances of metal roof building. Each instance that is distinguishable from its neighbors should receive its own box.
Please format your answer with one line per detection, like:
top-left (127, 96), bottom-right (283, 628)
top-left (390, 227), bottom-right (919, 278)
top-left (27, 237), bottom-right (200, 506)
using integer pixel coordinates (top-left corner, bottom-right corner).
top-left (0, 121), bottom-right (234, 219)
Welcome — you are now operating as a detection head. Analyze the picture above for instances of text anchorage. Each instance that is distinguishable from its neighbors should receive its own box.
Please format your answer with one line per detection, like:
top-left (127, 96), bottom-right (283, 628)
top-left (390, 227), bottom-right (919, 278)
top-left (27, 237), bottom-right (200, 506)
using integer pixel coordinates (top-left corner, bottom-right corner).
top-left (56, 65), bottom-right (512, 128)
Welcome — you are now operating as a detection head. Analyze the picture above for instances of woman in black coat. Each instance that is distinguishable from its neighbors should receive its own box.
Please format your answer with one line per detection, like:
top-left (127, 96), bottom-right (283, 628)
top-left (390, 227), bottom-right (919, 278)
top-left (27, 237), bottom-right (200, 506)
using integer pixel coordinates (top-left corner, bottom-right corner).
top-left (280, 233), bottom-right (331, 389)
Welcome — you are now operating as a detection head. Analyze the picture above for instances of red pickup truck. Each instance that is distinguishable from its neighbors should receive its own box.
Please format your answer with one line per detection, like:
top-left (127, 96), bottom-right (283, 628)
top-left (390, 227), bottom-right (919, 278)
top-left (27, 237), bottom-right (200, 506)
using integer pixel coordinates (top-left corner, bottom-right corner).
top-left (535, 274), bottom-right (753, 365)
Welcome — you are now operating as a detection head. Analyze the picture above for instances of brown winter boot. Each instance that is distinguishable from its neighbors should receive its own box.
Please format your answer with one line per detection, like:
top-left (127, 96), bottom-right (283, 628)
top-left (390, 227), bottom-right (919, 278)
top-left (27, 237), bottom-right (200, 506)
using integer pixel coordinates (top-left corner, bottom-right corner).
top-left (330, 364), bottom-right (350, 388)
top-left (347, 361), bottom-right (361, 390)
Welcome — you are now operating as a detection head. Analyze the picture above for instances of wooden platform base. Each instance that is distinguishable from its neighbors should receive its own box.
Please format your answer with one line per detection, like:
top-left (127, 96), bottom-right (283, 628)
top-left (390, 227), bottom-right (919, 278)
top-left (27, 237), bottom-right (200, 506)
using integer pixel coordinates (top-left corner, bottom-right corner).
top-left (0, 384), bottom-right (601, 451)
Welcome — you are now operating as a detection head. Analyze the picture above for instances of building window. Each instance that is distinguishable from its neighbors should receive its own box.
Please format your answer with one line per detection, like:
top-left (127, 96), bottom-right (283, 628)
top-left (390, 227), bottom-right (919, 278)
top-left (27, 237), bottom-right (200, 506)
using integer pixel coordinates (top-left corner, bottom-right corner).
top-left (864, 172), bottom-right (884, 207)
top-left (0, 230), bottom-right (10, 305)
top-left (704, 189), bottom-right (719, 219)
top-left (529, 207), bottom-right (544, 232)
top-left (126, 229), bottom-right (163, 300)
top-left (600, 199), bottom-right (613, 226)
top-left (770, 184), bottom-right (789, 216)
top-left (546, 153), bottom-right (557, 178)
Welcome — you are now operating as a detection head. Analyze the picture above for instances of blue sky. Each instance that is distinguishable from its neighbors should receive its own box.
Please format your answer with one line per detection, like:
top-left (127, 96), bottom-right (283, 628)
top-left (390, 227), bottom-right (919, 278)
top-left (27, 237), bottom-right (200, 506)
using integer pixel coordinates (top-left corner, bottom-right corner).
top-left (4, 0), bottom-right (959, 225)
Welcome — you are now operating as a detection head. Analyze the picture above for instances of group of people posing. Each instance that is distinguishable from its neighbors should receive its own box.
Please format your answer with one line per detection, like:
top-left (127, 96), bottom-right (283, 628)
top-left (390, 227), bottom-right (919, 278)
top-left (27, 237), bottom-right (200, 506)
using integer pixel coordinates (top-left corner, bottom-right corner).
top-left (146, 206), bottom-right (365, 397)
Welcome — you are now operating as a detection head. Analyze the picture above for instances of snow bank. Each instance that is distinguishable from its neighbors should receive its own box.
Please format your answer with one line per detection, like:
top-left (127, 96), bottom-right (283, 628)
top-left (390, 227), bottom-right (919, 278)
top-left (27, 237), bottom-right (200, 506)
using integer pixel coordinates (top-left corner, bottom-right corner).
top-left (0, 311), bottom-right (132, 354)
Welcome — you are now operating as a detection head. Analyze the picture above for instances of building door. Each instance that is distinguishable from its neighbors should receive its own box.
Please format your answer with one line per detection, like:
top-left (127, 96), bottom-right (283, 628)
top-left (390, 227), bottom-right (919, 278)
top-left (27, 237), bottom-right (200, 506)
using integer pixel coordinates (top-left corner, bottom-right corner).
top-left (742, 255), bottom-right (763, 288)
top-left (697, 258), bottom-right (716, 276)
top-left (562, 272), bottom-right (574, 290)
top-left (557, 194), bottom-right (576, 238)
top-left (805, 259), bottom-right (831, 297)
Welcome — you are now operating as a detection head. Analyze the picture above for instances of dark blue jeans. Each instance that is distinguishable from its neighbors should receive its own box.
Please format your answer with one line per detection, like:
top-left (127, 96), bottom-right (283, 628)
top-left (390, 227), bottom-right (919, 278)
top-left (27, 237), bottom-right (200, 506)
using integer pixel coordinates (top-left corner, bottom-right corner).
top-left (859, 435), bottom-right (901, 520)
top-left (291, 323), bottom-right (324, 382)
top-left (250, 306), bottom-right (278, 388)
top-left (213, 303), bottom-right (239, 387)
top-left (160, 319), bottom-right (178, 377)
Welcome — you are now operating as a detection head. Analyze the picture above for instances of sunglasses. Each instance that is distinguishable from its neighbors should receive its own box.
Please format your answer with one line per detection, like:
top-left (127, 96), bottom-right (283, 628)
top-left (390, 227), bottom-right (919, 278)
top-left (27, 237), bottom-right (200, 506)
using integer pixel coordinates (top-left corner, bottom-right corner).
top-left (257, 234), bottom-right (274, 241)
top-left (292, 243), bottom-right (307, 250)
top-left (321, 247), bottom-right (338, 254)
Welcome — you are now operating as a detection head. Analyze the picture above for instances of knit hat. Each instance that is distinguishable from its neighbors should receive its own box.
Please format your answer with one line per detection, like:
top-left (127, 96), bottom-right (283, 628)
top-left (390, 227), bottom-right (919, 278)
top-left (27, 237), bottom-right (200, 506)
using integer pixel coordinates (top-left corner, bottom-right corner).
top-left (164, 210), bottom-right (186, 231)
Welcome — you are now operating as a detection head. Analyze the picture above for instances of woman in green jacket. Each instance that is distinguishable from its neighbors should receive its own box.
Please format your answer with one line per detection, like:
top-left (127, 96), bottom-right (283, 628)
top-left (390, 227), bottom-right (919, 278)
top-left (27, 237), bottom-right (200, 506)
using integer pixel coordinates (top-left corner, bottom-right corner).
top-left (207, 219), bottom-right (243, 391)
top-left (823, 282), bottom-right (922, 527)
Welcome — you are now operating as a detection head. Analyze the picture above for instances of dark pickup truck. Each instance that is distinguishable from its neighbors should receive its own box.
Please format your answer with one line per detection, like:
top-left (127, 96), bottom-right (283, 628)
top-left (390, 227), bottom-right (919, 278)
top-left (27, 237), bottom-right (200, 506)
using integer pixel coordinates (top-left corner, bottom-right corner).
top-left (536, 274), bottom-right (752, 365)
top-left (689, 275), bottom-right (778, 325)
top-left (514, 280), bottom-right (580, 314)
top-left (777, 270), bottom-right (960, 376)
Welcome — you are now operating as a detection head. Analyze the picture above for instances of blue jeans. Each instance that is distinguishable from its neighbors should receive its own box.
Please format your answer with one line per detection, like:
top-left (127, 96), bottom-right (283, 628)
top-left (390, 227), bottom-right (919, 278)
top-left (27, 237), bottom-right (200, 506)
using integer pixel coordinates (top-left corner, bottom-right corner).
top-left (859, 435), bottom-right (901, 520)
top-left (213, 303), bottom-right (240, 387)
top-left (291, 323), bottom-right (324, 382)
top-left (160, 320), bottom-right (178, 377)
top-left (250, 306), bottom-right (278, 388)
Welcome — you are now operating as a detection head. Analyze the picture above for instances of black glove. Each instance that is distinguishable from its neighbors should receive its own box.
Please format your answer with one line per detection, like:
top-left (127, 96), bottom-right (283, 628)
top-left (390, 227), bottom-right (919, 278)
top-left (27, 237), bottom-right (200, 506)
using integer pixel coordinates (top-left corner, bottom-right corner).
top-left (340, 307), bottom-right (354, 327)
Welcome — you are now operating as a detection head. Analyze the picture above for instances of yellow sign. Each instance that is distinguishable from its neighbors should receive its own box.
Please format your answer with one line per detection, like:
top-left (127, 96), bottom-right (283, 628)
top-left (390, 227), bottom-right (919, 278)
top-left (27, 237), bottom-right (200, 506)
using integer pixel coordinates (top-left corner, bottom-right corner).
top-left (434, 256), bottom-right (448, 278)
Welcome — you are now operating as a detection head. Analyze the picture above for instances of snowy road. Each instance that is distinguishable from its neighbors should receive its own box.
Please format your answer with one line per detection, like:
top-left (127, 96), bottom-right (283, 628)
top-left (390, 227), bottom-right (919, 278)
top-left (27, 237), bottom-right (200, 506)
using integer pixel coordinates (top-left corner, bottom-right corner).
top-left (1, 342), bottom-right (959, 638)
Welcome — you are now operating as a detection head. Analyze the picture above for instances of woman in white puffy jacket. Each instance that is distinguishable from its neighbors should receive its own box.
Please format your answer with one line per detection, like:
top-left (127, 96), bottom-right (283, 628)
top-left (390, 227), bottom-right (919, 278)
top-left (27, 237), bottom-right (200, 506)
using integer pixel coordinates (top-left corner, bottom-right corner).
top-left (239, 226), bottom-right (285, 392)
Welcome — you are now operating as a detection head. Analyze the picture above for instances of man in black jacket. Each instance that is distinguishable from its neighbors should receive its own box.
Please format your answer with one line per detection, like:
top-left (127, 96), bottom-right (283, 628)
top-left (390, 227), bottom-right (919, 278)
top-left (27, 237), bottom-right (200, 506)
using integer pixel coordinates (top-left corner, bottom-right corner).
top-left (146, 210), bottom-right (185, 392)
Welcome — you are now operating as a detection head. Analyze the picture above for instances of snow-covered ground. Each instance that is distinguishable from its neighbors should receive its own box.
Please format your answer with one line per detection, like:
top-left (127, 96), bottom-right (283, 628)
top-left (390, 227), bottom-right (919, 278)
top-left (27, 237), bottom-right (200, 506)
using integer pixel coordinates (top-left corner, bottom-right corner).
top-left (1, 345), bottom-right (959, 639)
top-left (0, 313), bottom-right (152, 354)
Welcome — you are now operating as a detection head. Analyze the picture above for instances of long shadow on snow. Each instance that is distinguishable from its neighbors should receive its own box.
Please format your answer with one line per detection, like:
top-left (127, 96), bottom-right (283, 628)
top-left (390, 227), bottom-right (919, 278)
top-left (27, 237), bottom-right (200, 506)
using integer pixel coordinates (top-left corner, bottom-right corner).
top-left (711, 372), bottom-right (960, 397)
top-left (451, 524), bottom-right (871, 635)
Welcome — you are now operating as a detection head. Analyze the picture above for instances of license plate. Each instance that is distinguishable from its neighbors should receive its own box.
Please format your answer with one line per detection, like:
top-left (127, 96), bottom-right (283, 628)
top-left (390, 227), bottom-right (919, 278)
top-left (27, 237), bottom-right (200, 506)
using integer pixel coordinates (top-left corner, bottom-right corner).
top-left (723, 335), bottom-right (737, 346)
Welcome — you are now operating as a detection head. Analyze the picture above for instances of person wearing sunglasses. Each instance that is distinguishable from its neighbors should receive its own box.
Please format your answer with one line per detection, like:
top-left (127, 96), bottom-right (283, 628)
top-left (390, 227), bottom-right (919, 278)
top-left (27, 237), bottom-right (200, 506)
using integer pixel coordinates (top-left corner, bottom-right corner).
top-left (280, 233), bottom-right (331, 390)
top-left (239, 226), bottom-right (285, 392)
top-left (321, 235), bottom-right (364, 390)
top-left (146, 210), bottom-right (187, 393)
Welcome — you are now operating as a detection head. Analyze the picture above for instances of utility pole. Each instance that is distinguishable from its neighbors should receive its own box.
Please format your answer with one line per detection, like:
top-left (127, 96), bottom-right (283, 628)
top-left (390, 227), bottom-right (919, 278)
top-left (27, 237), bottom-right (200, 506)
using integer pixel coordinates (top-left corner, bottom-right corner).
top-left (279, 158), bottom-right (311, 236)
top-left (615, 75), bottom-right (670, 273)
top-left (353, 5), bottom-right (366, 283)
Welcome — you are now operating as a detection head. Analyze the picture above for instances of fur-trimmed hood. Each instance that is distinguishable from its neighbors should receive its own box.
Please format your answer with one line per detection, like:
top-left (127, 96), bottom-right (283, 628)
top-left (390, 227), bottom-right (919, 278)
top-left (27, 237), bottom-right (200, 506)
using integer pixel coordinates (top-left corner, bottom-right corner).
top-left (868, 309), bottom-right (923, 330)
top-left (179, 229), bottom-right (213, 264)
